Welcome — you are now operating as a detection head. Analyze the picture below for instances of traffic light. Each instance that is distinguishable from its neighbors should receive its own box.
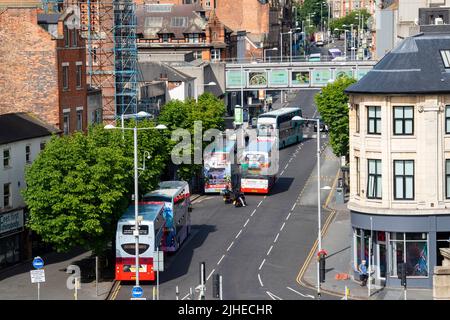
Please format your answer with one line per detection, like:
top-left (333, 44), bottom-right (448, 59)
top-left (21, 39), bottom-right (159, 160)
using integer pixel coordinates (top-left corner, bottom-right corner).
top-left (319, 255), bottom-right (326, 283)
top-left (212, 274), bottom-right (220, 299)
top-left (398, 263), bottom-right (407, 288)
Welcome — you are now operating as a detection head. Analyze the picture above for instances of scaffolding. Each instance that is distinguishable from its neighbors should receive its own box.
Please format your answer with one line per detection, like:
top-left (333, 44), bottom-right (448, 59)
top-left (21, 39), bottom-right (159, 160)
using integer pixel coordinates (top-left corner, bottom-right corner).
top-left (41, 0), bottom-right (138, 121)
top-left (113, 0), bottom-right (137, 116)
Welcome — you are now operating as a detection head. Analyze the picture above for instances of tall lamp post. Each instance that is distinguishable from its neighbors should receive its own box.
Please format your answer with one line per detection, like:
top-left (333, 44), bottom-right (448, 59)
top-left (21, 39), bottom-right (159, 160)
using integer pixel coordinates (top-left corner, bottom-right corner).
top-left (264, 47), bottom-right (278, 62)
top-left (292, 115), bottom-right (331, 299)
top-left (105, 114), bottom-right (167, 292)
top-left (195, 81), bottom-right (217, 103)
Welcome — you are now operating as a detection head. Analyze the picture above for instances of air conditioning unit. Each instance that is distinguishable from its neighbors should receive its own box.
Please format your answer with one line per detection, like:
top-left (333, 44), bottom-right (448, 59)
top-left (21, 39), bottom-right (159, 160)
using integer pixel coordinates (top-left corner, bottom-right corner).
top-left (435, 17), bottom-right (444, 25)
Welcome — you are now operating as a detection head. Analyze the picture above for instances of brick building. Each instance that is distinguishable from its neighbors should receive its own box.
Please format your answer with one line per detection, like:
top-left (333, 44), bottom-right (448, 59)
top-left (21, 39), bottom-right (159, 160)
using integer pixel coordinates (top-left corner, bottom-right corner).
top-left (136, 3), bottom-right (232, 62)
top-left (0, 5), bottom-right (88, 134)
top-left (154, 0), bottom-right (294, 60)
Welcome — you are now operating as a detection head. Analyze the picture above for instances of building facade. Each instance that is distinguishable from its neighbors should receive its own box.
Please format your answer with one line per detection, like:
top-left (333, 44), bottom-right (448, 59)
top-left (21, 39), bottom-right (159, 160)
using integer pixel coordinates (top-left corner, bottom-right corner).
top-left (346, 30), bottom-right (450, 288)
top-left (0, 5), bottom-right (88, 134)
top-left (136, 3), bottom-right (232, 62)
top-left (0, 113), bottom-right (59, 269)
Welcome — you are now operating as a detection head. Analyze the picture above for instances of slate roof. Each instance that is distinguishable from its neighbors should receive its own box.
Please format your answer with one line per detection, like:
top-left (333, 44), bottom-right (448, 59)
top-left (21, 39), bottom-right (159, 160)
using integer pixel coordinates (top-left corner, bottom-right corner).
top-left (0, 113), bottom-right (60, 145)
top-left (346, 32), bottom-right (450, 95)
top-left (138, 62), bottom-right (194, 83)
top-left (137, 3), bottom-right (207, 39)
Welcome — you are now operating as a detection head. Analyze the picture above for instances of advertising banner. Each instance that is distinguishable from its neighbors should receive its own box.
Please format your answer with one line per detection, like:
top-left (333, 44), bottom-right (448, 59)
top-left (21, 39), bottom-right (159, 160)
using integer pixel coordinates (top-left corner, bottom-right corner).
top-left (248, 71), bottom-right (268, 88)
top-left (291, 71), bottom-right (310, 86)
top-left (269, 70), bottom-right (288, 86)
top-left (311, 69), bottom-right (332, 86)
top-left (226, 70), bottom-right (245, 88)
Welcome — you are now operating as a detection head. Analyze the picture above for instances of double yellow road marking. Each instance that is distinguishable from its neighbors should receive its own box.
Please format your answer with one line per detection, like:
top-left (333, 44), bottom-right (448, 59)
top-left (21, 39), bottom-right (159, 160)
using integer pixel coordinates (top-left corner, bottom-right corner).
top-left (108, 281), bottom-right (121, 300)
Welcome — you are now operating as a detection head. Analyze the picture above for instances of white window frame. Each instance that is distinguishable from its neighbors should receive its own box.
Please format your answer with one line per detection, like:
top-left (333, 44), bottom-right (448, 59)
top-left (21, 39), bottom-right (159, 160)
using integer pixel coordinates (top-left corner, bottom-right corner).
top-left (3, 182), bottom-right (11, 208)
top-left (211, 48), bottom-right (220, 61)
top-left (3, 148), bottom-right (11, 168)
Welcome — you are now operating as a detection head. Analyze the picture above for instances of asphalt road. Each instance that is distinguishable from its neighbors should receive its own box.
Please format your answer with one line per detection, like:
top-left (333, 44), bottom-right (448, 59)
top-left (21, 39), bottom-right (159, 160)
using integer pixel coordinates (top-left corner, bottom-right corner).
top-left (114, 89), bottom-right (335, 300)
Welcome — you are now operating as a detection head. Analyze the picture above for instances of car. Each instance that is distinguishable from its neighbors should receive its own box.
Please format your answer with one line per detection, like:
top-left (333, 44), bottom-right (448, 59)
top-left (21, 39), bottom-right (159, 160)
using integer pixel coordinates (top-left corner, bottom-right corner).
top-left (313, 118), bottom-right (328, 133)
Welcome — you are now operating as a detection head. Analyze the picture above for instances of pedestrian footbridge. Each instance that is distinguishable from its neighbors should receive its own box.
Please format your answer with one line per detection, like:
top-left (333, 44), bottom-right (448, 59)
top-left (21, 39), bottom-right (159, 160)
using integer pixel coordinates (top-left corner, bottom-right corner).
top-left (225, 60), bottom-right (377, 91)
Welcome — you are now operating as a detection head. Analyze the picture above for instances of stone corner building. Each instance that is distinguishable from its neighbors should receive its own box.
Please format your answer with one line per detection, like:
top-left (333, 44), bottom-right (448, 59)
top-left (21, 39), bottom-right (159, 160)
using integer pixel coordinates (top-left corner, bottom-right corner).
top-left (345, 30), bottom-right (450, 288)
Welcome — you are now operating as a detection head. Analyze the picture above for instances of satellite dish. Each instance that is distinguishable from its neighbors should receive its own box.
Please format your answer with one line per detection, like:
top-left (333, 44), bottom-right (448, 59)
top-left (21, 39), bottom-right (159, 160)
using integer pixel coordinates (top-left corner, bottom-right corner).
top-left (414, 17), bottom-right (419, 26)
top-left (366, 17), bottom-right (373, 29)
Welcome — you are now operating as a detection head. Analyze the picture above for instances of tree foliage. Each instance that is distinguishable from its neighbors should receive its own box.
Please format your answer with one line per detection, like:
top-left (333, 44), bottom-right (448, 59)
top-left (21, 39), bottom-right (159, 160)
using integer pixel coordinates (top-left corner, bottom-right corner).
top-left (159, 92), bottom-right (226, 181)
top-left (329, 9), bottom-right (371, 36)
top-left (315, 76), bottom-right (356, 158)
top-left (295, 0), bottom-right (329, 28)
top-left (23, 129), bottom-right (132, 254)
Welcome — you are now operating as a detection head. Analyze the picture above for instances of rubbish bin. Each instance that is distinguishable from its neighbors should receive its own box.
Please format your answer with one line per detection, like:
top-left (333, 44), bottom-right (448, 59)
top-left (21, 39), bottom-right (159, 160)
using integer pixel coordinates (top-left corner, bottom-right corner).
top-left (335, 186), bottom-right (344, 204)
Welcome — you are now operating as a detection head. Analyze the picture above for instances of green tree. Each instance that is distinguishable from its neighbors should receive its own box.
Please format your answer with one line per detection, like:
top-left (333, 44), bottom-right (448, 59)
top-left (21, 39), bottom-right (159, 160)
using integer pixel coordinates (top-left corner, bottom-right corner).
top-left (158, 93), bottom-right (226, 181)
top-left (23, 128), bottom-right (132, 254)
top-left (120, 118), bottom-right (171, 195)
top-left (330, 9), bottom-right (371, 36)
top-left (296, 0), bottom-right (329, 28)
top-left (314, 76), bottom-right (356, 158)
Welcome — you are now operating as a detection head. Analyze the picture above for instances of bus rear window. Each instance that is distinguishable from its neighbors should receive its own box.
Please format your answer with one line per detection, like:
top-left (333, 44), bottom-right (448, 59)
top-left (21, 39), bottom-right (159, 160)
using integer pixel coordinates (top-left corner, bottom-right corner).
top-left (142, 195), bottom-right (171, 203)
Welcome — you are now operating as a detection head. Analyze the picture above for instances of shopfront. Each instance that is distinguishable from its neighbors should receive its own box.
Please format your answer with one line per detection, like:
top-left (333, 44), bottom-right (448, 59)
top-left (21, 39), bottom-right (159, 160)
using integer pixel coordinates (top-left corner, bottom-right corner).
top-left (0, 209), bottom-right (25, 270)
top-left (351, 211), bottom-right (450, 288)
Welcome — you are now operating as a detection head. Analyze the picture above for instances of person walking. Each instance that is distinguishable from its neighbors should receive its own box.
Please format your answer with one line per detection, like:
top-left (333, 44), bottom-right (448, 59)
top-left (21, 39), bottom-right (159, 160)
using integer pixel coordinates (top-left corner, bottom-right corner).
top-left (358, 260), bottom-right (368, 286)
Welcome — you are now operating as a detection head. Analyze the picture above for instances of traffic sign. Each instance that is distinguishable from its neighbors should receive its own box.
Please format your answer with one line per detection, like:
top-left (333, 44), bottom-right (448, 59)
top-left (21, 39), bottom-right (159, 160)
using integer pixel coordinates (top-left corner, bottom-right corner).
top-left (32, 256), bottom-right (44, 269)
top-left (131, 286), bottom-right (143, 298)
top-left (30, 269), bottom-right (46, 283)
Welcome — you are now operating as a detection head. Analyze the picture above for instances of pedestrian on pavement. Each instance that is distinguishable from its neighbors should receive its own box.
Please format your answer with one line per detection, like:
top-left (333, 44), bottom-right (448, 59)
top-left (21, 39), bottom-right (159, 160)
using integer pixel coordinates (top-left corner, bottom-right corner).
top-left (358, 259), bottom-right (368, 286)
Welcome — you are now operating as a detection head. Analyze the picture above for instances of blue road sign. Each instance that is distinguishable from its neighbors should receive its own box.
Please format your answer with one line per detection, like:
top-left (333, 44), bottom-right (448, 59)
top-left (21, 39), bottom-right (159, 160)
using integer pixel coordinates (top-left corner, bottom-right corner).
top-left (32, 257), bottom-right (44, 269)
top-left (132, 286), bottom-right (143, 298)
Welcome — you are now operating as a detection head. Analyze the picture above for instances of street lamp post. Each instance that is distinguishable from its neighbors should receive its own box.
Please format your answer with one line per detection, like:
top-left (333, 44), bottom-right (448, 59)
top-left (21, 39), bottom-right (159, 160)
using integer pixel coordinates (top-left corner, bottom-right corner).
top-left (195, 81), bottom-right (217, 103)
top-left (105, 115), bottom-right (167, 293)
top-left (292, 116), bottom-right (330, 299)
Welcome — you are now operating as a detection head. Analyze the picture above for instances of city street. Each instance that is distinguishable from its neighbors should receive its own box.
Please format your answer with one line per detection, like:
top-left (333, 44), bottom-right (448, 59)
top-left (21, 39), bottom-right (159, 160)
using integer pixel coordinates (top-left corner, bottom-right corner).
top-left (112, 89), bottom-right (339, 300)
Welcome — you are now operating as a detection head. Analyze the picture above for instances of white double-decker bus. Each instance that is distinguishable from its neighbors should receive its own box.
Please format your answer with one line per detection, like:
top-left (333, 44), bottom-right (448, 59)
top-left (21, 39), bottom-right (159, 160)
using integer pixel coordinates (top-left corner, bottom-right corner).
top-left (143, 181), bottom-right (191, 252)
top-left (115, 202), bottom-right (165, 281)
top-left (257, 107), bottom-right (303, 149)
top-left (240, 139), bottom-right (277, 194)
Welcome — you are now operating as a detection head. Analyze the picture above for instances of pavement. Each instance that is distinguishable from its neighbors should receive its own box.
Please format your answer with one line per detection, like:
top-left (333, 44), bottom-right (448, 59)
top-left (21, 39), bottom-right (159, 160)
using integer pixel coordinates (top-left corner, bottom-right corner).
top-left (299, 189), bottom-right (434, 300)
top-left (0, 248), bottom-right (114, 300)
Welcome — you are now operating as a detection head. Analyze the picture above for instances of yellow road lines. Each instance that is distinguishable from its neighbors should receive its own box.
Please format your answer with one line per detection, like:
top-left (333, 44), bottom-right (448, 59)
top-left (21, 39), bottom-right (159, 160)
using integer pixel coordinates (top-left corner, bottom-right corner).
top-left (108, 281), bottom-right (121, 300)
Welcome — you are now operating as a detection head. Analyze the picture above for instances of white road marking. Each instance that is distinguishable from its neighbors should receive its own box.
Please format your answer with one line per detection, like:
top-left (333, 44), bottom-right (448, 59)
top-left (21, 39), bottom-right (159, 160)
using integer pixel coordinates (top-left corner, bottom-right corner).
top-left (274, 233), bottom-right (280, 243)
top-left (181, 293), bottom-right (190, 300)
top-left (217, 254), bottom-right (225, 265)
top-left (243, 218), bottom-right (250, 228)
top-left (280, 170), bottom-right (285, 176)
top-left (289, 158), bottom-right (293, 163)
top-left (258, 274), bottom-right (264, 287)
top-left (264, 195), bottom-right (267, 199)
top-left (280, 222), bottom-right (286, 231)
top-left (251, 209), bottom-right (256, 216)
top-left (286, 212), bottom-right (292, 220)
top-left (227, 242), bottom-right (234, 252)
top-left (235, 230), bottom-right (242, 239)
top-left (206, 269), bottom-right (216, 281)
top-left (257, 200), bottom-right (263, 207)
top-left (286, 286), bottom-right (315, 299)
top-left (291, 203), bottom-right (297, 211)
top-left (259, 259), bottom-right (266, 270)
top-left (267, 245), bottom-right (273, 256)
top-left (266, 291), bottom-right (283, 300)
top-left (284, 164), bottom-right (289, 170)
